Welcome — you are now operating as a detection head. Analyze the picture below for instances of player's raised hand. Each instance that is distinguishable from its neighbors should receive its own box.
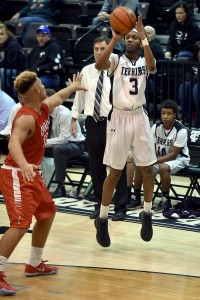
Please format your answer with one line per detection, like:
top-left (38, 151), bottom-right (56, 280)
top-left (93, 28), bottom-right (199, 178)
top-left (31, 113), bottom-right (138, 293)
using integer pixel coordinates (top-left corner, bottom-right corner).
top-left (135, 15), bottom-right (146, 40)
top-left (68, 73), bottom-right (87, 92)
top-left (111, 27), bottom-right (125, 41)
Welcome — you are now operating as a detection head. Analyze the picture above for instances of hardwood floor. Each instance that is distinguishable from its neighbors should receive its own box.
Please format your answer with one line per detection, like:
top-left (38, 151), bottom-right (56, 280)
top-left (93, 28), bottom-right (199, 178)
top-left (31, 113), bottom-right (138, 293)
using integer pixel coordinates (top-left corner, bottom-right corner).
top-left (5, 264), bottom-right (200, 300)
top-left (0, 204), bottom-right (199, 299)
top-left (0, 154), bottom-right (200, 298)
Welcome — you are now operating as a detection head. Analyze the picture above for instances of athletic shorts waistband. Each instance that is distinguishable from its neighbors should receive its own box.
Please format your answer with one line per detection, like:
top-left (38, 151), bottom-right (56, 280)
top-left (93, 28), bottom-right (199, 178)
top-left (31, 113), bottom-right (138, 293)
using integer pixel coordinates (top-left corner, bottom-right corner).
top-left (2, 165), bottom-right (36, 176)
top-left (113, 106), bottom-right (143, 115)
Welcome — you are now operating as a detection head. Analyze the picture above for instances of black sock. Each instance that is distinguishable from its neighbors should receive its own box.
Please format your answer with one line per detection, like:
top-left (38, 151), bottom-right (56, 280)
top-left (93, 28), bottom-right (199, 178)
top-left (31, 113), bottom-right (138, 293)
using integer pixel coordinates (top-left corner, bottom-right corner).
top-left (134, 189), bottom-right (141, 200)
top-left (127, 187), bottom-right (132, 196)
top-left (162, 193), bottom-right (170, 202)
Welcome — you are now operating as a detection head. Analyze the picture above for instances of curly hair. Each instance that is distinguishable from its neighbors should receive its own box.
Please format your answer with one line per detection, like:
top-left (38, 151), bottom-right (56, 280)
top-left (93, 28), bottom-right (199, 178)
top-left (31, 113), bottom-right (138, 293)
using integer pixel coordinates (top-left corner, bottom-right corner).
top-left (14, 71), bottom-right (37, 94)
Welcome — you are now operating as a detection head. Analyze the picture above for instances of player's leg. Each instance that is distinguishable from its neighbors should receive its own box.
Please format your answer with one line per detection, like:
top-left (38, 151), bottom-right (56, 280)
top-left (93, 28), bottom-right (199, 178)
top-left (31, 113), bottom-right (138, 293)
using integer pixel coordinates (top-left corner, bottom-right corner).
top-left (132, 108), bottom-right (157, 242)
top-left (25, 214), bottom-right (58, 277)
top-left (94, 167), bottom-right (122, 247)
top-left (127, 166), bottom-right (143, 209)
top-left (25, 177), bottom-right (58, 277)
top-left (155, 157), bottom-right (190, 212)
top-left (139, 165), bottom-right (154, 242)
top-left (0, 168), bottom-right (30, 295)
top-left (154, 163), bottom-right (172, 212)
top-left (126, 151), bottom-right (134, 205)
top-left (0, 228), bottom-right (27, 295)
top-left (94, 109), bottom-right (131, 247)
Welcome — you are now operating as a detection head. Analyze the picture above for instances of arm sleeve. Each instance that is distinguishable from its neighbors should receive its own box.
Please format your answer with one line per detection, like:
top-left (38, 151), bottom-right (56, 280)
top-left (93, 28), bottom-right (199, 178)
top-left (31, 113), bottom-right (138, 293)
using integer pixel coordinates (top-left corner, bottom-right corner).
top-left (174, 129), bottom-right (188, 148)
top-left (101, 0), bottom-right (111, 12)
top-left (71, 70), bottom-right (86, 119)
top-left (151, 124), bottom-right (157, 143)
top-left (46, 111), bottom-right (71, 147)
top-left (18, 3), bottom-right (31, 17)
top-left (71, 90), bottom-right (86, 120)
top-left (184, 23), bottom-right (200, 51)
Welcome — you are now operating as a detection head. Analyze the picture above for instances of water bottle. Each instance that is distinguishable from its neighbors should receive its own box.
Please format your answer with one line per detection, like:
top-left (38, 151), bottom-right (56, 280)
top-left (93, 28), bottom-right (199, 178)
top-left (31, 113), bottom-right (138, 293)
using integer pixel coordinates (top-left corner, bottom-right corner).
top-left (68, 187), bottom-right (77, 197)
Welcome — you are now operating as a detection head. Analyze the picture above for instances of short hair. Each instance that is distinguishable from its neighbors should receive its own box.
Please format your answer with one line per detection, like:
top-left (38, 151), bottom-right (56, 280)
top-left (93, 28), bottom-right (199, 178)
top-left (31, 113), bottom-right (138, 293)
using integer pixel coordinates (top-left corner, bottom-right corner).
top-left (144, 26), bottom-right (156, 38)
top-left (93, 36), bottom-right (110, 48)
top-left (45, 88), bottom-right (56, 97)
top-left (14, 71), bottom-right (37, 94)
top-left (160, 100), bottom-right (178, 114)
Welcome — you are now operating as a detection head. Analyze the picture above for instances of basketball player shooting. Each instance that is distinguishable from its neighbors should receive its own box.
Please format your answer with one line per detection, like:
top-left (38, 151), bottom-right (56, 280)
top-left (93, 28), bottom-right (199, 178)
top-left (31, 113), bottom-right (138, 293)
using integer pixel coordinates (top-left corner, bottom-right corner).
top-left (93, 15), bottom-right (157, 247)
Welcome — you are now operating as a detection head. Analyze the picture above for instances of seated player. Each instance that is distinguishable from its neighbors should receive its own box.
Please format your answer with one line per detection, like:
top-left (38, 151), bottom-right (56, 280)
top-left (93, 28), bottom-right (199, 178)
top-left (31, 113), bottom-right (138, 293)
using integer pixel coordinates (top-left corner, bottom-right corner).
top-left (127, 100), bottom-right (190, 212)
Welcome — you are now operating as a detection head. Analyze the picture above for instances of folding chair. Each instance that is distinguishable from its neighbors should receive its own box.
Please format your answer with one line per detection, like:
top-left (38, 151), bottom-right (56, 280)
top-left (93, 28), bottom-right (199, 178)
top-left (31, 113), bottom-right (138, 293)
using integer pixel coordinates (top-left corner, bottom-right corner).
top-left (152, 168), bottom-right (188, 202)
top-left (184, 129), bottom-right (200, 198)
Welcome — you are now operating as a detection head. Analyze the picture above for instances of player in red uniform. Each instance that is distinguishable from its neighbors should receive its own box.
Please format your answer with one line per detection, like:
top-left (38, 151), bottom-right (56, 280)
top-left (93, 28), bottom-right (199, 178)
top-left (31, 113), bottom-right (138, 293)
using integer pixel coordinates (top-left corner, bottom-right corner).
top-left (0, 71), bottom-right (85, 295)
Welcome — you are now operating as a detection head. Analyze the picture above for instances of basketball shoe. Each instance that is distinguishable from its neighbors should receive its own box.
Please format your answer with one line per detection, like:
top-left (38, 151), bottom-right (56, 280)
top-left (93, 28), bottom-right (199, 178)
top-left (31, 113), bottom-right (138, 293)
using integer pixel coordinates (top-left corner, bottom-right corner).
top-left (126, 197), bottom-right (142, 210)
top-left (139, 211), bottom-right (153, 242)
top-left (24, 260), bottom-right (59, 277)
top-left (154, 197), bottom-right (172, 212)
top-left (94, 217), bottom-right (110, 247)
top-left (0, 272), bottom-right (16, 295)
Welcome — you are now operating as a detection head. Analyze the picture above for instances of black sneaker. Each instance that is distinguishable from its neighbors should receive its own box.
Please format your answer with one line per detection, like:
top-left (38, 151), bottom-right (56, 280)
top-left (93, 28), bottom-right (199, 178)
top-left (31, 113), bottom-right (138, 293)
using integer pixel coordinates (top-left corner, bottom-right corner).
top-left (154, 200), bottom-right (171, 212)
top-left (126, 198), bottom-right (142, 210)
top-left (139, 211), bottom-right (153, 242)
top-left (82, 194), bottom-right (98, 204)
top-left (90, 209), bottom-right (100, 219)
top-left (94, 217), bottom-right (110, 247)
top-left (112, 211), bottom-right (125, 221)
top-left (51, 185), bottom-right (66, 198)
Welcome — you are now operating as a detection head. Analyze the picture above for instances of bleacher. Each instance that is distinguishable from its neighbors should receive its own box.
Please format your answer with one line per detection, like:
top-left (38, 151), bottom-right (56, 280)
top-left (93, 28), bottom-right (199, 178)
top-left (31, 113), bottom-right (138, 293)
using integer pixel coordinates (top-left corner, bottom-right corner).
top-left (1, 0), bottom-right (200, 126)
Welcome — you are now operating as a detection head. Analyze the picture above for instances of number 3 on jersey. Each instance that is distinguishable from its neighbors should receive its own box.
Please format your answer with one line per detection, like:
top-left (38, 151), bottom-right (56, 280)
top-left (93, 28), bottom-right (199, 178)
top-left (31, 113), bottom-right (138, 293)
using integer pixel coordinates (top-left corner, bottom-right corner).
top-left (129, 78), bottom-right (138, 95)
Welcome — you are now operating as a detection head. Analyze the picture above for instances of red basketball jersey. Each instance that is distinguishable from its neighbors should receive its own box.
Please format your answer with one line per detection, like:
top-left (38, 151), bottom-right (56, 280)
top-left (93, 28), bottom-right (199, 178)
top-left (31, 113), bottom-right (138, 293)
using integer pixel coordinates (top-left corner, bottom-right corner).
top-left (5, 103), bottom-right (49, 167)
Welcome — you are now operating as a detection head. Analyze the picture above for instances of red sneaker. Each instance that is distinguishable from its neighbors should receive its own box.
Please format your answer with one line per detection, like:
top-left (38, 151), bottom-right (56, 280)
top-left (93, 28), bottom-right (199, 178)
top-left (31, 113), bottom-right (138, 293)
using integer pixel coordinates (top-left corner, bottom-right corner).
top-left (0, 272), bottom-right (16, 295)
top-left (24, 260), bottom-right (59, 277)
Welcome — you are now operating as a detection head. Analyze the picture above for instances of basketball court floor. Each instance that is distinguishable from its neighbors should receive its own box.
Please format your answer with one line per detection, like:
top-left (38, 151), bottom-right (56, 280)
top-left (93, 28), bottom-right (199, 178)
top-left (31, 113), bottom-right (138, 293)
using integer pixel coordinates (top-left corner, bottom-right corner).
top-left (0, 203), bottom-right (199, 300)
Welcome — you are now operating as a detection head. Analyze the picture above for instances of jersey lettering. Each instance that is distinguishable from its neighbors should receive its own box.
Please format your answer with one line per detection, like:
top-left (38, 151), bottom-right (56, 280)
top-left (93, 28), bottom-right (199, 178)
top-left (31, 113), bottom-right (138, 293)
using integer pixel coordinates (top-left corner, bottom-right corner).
top-left (121, 66), bottom-right (146, 76)
top-left (156, 146), bottom-right (167, 157)
top-left (130, 78), bottom-right (138, 95)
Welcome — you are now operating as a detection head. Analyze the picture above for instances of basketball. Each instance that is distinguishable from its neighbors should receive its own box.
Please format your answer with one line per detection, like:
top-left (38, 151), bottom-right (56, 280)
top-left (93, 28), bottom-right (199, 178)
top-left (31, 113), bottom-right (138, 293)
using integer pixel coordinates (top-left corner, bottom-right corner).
top-left (110, 6), bottom-right (136, 34)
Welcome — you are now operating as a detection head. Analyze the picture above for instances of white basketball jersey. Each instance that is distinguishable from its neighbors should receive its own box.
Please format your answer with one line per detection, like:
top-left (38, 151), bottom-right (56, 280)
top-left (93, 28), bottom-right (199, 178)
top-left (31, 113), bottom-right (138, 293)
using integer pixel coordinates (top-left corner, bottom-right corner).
top-left (152, 120), bottom-right (189, 158)
top-left (108, 53), bottom-right (150, 110)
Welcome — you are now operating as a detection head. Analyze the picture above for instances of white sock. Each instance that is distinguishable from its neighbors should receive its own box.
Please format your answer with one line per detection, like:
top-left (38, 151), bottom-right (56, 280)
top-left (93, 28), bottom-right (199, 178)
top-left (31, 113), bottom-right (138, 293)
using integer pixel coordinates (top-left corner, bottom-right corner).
top-left (0, 256), bottom-right (7, 272)
top-left (143, 201), bottom-right (152, 214)
top-left (100, 204), bottom-right (109, 219)
top-left (28, 246), bottom-right (43, 267)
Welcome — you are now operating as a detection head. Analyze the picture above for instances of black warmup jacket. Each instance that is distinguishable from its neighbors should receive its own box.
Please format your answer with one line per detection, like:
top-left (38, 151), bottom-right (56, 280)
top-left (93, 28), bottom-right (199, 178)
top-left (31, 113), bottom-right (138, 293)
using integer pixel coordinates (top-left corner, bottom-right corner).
top-left (27, 38), bottom-right (64, 77)
top-left (0, 35), bottom-right (25, 70)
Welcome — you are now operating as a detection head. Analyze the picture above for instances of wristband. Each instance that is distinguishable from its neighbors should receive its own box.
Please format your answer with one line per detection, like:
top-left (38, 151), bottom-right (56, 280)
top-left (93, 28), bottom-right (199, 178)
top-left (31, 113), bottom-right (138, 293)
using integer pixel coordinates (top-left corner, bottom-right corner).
top-left (141, 37), bottom-right (149, 47)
